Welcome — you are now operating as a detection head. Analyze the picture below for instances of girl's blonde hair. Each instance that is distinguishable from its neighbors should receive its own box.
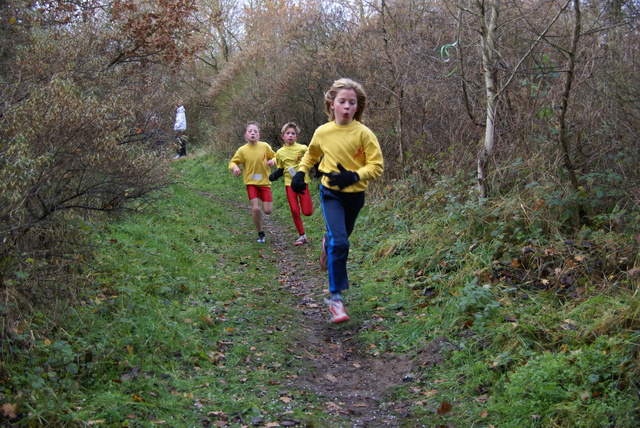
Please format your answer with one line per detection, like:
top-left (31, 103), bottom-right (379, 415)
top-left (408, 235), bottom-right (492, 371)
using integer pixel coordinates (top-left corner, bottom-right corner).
top-left (245, 121), bottom-right (261, 131)
top-left (280, 122), bottom-right (301, 135)
top-left (324, 78), bottom-right (367, 122)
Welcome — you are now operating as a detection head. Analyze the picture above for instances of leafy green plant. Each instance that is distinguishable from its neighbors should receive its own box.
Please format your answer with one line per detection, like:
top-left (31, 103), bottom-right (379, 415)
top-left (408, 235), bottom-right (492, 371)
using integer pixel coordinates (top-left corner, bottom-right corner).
top-left (490, 336), bottom-right (638, 427)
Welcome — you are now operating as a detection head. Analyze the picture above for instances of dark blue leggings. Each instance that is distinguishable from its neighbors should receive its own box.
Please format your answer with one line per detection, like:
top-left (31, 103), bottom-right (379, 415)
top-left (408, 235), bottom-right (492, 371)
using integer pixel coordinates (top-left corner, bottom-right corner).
top-left (319, 185), bottom-right (365, 293)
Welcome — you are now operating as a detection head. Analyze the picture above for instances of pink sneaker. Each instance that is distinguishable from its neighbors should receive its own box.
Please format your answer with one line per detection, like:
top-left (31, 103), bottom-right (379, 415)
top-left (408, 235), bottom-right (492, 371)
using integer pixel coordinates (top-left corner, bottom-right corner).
top-left (319, 236), bottom-right (328, 271)
top-left (325, 299), bottom-right (350, 323)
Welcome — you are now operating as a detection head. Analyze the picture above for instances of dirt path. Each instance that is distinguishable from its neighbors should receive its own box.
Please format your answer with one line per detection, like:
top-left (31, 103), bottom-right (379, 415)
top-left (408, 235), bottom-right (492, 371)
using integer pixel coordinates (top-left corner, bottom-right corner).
top-left (263, 217), bottom-right (445, 428)
top-left (200, 191), bottom-right (446, 427)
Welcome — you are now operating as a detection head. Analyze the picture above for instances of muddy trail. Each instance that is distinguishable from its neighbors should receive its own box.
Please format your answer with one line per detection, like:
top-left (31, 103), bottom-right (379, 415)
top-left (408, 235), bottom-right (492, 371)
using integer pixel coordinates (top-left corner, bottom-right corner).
top-left (255, 206), bottom-right (448, 427)
top-left (200, 189), bottom-right (449, 426)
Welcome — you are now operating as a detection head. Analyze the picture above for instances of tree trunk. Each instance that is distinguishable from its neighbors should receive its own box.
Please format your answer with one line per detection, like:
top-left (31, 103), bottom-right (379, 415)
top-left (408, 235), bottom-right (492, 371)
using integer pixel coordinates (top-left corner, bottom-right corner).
top-left (381, 0), bottom-right (405, 169)
top-left (477, 0), bottom-right (500, 198)
top-left (557, 0), bottom-right (580, 193)
top-left (557, 0), bottom-right (585, 222)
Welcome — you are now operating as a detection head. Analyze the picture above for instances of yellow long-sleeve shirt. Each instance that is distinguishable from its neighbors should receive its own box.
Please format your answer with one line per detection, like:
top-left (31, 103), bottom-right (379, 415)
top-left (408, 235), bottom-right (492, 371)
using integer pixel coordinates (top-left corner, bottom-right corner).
top-left (297, 120), bottom-right (383, 192)
top-left (275, 142), bottom-right (310, 186)
top-left (228, 141), bottom-right (276, 186)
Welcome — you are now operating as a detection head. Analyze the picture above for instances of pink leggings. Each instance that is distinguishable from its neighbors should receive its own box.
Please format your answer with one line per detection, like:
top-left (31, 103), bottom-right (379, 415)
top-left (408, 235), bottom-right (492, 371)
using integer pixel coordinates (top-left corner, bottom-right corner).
top-left (286, 185), bottom-right (313, 234)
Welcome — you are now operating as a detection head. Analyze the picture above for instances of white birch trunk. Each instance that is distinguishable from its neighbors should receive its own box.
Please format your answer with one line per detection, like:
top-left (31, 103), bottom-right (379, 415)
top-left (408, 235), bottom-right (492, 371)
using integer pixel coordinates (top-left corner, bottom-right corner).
top-left (477, 0), bottom-right (499, 198)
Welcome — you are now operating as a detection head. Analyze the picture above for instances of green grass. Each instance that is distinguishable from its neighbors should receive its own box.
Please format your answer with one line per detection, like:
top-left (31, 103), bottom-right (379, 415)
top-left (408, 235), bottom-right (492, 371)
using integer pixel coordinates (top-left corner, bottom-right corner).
top-left (2, 151), bottom-right (639, 427)
top-left (2, 152), bottom-right (329, 426)
top-left (347, 191), bottom-right (640, 427)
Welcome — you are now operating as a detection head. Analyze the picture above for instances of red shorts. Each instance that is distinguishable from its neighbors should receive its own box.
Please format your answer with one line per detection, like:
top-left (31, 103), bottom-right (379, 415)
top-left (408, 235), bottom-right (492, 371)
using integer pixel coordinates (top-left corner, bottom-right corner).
top-left (246, 185), bottom-right (272, 202)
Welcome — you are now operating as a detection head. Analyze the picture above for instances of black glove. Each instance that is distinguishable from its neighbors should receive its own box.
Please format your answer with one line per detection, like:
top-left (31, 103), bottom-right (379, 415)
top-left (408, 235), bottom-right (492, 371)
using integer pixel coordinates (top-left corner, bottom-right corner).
top-left (269, 168), bottom-right (284, 182)
top-left (291, 171), bottom-right (306, 194)
top-left (328, 163), bottom-right (359, 189)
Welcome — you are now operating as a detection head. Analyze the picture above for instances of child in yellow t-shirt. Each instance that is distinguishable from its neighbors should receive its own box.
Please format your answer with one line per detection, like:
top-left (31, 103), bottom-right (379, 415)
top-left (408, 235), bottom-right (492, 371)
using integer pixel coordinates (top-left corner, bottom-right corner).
top-left (291, 78), bottom-right (384, 323)
top-left (229, 121), bottom-right (276, 243)
top-left (269, 122), bottom-right (313, 246)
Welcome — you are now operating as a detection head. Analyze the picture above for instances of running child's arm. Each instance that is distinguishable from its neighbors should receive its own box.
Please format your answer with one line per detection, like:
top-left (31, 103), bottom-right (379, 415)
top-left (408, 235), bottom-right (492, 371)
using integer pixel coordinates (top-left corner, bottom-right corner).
top-left (266, 145), bottom-right (276, 168)
top-left (229, 150), bottom-right (244, 177)
top-left (353, 131), bottom-right (384, 181)
top-left (296, 141), bottom-right (322, 174)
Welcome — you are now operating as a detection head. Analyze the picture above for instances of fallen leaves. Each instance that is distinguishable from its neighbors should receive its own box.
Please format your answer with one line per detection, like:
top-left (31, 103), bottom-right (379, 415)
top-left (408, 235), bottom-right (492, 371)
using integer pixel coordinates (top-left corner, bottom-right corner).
top-left (206, 351), bottom-right (225, 364)
top-left (558, 319), bottom-right (579, 331)
top-left (120, 366), bottom-right (141, 382)
top-left (474, 394), bottom-right (489, 403)
top-left (325, 374), bottom-right (338, 382)
top-left (1, 403), bottom-right (17, 419)
top-left (628, 267), bottom-right (640, 276)
top-left (326, 401), bottom-right (343, 412)
top-left (200, 314), bottom-right (214, 325)
top-left (436, 401), bottom-right (452, 415)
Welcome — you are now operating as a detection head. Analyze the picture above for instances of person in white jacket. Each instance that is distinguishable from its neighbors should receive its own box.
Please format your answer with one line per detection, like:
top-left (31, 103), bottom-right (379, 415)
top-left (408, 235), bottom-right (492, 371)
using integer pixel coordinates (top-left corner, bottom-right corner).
top-left (173, 99), bottom-right (187, 159)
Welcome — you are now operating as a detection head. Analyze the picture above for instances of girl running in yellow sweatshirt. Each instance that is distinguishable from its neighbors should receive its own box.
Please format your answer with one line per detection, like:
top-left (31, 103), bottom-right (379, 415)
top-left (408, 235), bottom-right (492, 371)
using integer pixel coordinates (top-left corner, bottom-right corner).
top-left (291, 79), bottom-right (384, 323)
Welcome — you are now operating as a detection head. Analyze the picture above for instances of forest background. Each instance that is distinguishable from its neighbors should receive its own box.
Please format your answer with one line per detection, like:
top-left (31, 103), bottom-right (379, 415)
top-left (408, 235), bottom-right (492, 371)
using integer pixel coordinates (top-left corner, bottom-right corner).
top-left (1, 0), bottom-right (639, 426)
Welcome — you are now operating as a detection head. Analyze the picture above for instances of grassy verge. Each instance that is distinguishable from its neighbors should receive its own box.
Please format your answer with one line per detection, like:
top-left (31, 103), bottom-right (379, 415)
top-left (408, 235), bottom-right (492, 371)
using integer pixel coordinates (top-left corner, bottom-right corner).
top-left (347, 178), bottom-right (640, 427)
top-left (2, 152), bottom-right (329, 426)
top-left (2, 152), bottom-right (639, 427)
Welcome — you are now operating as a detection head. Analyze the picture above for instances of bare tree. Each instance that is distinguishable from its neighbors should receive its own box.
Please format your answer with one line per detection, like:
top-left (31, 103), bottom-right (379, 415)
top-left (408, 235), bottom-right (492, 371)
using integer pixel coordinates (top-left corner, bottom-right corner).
top-left (450, 0), bottom-right (572, 198)
top-left (0, 0), bottom-right (198, 326)
top-left (476, 0), bottom-right (500, 198)
top-left (556, 0), bottom-right (581, 195)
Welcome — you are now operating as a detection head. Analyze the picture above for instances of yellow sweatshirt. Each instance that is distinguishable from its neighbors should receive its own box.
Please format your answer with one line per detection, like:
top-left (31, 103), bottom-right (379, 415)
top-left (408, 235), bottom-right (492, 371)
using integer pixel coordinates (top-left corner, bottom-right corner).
top-left (228, 141), bottom-right (276, 186)
top-left (275, 142), bottom-right (310, 186)
top-left (297, 120), bottom-right (383, 192)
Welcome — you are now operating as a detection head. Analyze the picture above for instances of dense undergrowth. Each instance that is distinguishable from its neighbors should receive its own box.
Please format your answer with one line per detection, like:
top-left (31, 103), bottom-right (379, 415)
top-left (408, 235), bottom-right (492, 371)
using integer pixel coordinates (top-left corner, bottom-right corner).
top-left (1, 152), bottom-right (639, 427)
top-left (350, 171), bottom-right (640, 426)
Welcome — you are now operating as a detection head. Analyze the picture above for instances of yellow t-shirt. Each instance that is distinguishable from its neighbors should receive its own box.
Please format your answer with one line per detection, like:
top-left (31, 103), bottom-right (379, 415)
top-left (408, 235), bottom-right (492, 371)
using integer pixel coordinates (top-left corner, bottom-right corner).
top-left (297, 120), bottom-right (383, 192)
top-left (275, 142), bottom-right (310, 186)
top-left (228, 141), bottom-right (276, 186)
